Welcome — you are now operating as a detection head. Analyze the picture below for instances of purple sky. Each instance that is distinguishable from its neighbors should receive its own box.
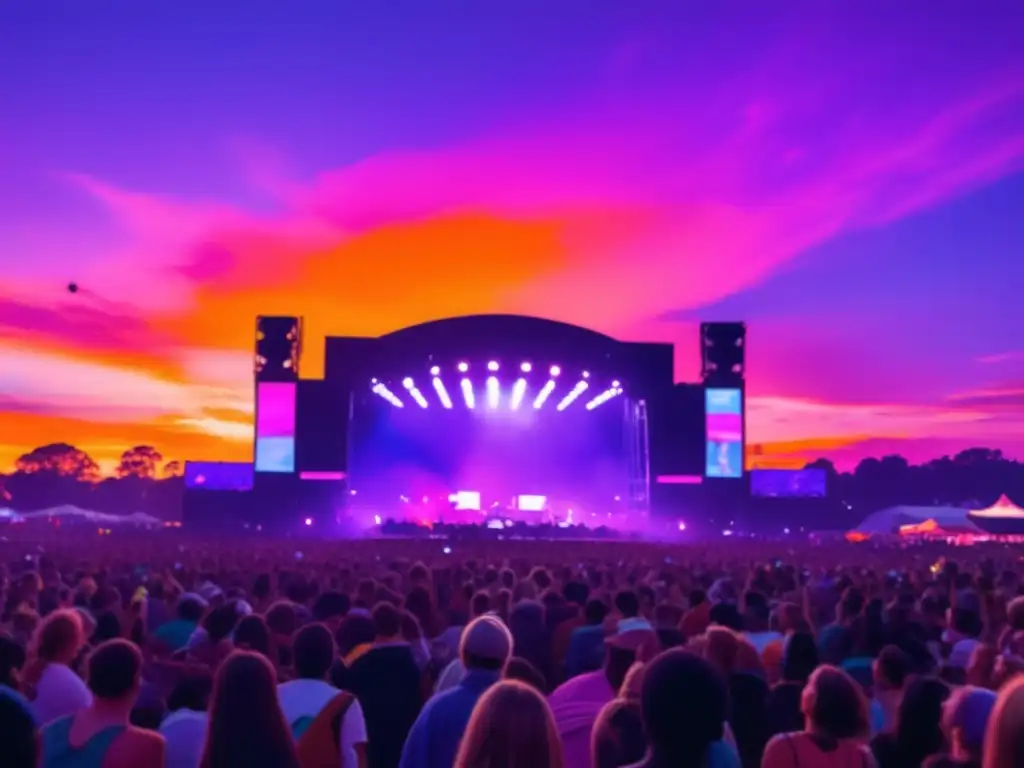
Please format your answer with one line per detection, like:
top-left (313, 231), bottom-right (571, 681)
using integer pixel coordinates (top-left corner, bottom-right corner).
top-left (0, 1), bottom-right (1022, 472)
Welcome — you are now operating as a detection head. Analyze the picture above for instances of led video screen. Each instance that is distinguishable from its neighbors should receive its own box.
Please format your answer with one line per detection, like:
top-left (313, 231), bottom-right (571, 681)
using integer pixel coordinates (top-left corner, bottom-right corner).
top-left (516, 494), bottom-right (548, 512)
top-left (750, 468), bottom-right (827, 498)
top-left (184, 461), bottom-right (254, 491)
top-left (705, 388), bottom-right (743, 478)
top-left (255, 382), bottom-right (296, 472)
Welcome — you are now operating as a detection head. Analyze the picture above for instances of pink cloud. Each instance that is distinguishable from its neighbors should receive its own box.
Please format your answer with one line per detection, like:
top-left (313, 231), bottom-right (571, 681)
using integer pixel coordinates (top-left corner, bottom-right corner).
top-left (58, 64), bottom-right (1024, 334)
top-left (0, 294), bottom-right (174, 355)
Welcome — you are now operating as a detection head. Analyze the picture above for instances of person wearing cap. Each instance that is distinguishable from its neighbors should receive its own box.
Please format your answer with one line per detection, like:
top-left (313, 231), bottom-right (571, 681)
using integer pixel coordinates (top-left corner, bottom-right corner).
top-left (399, 615), bottom-right (512, 768)
top-left (549, 624), bottom-right (659, 768)
top-left (925, 686), bottom-right (997, 768)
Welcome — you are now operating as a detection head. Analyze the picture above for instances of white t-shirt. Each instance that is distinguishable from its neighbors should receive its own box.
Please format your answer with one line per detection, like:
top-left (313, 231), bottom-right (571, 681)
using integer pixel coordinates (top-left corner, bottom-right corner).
top-left (278, 679), bottom-right (367, 768)
top-left (31, 663), bottom-right (93, 726)
top-left (160, 708), bottom-right (208, 768)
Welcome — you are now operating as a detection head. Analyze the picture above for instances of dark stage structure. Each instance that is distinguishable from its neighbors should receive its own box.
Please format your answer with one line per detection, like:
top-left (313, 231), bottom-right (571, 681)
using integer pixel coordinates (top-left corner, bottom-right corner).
top-left (183, 315), bottom-right (748, 533)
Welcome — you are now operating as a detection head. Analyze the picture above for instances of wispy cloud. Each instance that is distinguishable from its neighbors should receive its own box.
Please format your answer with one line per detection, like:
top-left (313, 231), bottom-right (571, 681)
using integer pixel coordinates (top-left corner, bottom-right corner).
top-left (978, 351), bottom-right (1024, 365)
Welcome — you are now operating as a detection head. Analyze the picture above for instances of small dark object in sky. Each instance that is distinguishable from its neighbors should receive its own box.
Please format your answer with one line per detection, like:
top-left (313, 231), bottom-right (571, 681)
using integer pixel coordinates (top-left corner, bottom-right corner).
top-left (67, 282), bottom-right (79, 293)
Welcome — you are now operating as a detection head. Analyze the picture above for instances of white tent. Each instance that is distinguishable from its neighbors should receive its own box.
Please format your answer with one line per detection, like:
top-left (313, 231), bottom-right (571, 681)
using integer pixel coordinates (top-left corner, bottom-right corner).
top-left (969, 494), bottom-right (1024, 519)
top-left (850, 505), bottom-right (982, 537)
top-left (967, 495), bottom-right (1024, 534)
top-left (21, 506), bottom-right (160, 526)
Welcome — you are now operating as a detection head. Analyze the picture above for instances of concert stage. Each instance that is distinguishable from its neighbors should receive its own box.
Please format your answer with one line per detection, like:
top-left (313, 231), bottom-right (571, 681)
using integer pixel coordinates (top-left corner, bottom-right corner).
top-left (182, 315), bottom-right (747, 534)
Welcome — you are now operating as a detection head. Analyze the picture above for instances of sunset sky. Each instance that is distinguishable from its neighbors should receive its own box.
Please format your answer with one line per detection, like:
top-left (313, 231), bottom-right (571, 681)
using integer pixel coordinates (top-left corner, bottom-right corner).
top-left (1, 1), bottom-right (1023, 475)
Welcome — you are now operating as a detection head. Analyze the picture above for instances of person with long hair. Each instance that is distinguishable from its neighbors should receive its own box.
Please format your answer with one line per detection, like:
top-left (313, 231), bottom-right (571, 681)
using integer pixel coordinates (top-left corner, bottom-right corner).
top-left (765, 632), bottom-right (819, 738)
top-left (761, 666), bottom-right (874, 768)
top-left (592, 698), bottom-right (646, 768)
top-left (201, 650), bottom-right (300, 768)
top-left (454, 680), bottom-right (563, 768)
top-left (24, 609), bottom-right (91, 726)
top-left (871, 676), bottom-right (950, 768)
top-left (982, 675), bottom-right (1024, 768)
top-left (629, 649), bottom-right (734, 768)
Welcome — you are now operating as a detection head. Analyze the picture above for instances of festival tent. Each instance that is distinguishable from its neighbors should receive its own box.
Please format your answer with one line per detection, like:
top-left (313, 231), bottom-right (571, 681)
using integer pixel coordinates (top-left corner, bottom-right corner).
top-left (967, 495), bottom-right (1024, 535)
top-left (848, 505), bottom-right (983, 539)
top-left (20, 506), bottom-right (162, 526)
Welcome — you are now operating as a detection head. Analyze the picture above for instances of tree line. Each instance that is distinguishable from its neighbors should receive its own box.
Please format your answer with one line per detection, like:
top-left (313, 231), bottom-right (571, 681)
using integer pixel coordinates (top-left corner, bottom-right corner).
top-left (0, 443), bottom-right (185, 518)
top-left (0, 443), bottom-right (1022, 523)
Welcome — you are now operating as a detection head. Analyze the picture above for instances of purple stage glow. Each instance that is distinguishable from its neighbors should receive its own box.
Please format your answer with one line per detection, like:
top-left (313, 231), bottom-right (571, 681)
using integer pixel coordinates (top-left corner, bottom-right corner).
top-left (351, 370), bottom-right (632, 521)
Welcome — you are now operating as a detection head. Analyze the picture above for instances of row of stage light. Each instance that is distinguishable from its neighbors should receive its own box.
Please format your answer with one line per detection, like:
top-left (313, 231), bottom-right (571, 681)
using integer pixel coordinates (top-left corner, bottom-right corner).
top-left (371, 361), bottom-right (623, 412)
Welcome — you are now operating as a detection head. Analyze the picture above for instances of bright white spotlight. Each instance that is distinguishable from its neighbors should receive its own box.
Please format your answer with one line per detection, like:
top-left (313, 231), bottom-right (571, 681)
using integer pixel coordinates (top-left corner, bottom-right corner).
top-left (612, 380), bottom-right (621, 388)
top-left (402, 377), bottom-right (414, 389)
top-left (556, 381), bottom-right (589, 411)
top-left (429, 365), bottom-right (440, 376)
top-left (460, 378), bottom-right (475, 409)
top-left (432, 377), bottom-right (453, 408)
top-left (549, 365), bottom-right (561, 377)
top-left (457, 362), bottom-right (469, 373)
top-left (510, 378), bottom-right (527, 410)
top-left (533, 380), bottom-right (556, 409)
top-left (371, 382), bottom-right (404, 407)
top-left (486, 376), bottom-right (500, 408)
top-left (584, 386), bottom-right (622, 410)
top-left (582, 370), bottom-right (590, 379)
top-left (487, 361), bottom-right (499, 372)
top-left (520, 362), bottom-right (532, 373)
top-left (409, 386), bottom-right (429, 408)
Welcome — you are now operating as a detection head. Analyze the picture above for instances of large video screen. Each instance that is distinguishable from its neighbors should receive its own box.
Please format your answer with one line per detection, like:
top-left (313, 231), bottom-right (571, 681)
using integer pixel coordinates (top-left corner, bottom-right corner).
top-left (184, 461), bottom-right (254, 491)
top-left (750, 468), bottom-right (827, 498)
top-left (350, 392), bottom-right (628, 513)
top-left (705, 388), bottom-right (743, 478)
top-left (255, 382), bottom-right (296, 473)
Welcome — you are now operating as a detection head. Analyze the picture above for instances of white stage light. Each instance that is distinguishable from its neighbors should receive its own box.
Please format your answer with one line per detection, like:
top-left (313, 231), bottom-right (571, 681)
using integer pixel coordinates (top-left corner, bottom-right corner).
top-left (458, 362), bottom-right (469, 373)
top-left (371, 382), bottom-right (404, 407)
top-left (582, 370), bottom-right (590, 379)
top-left (487, 361), bottom-right (499, 372)
top-left (549, 365), bottom-right (561, 377)
top-left (585, 386), bottom-right (622, 410)
top-left (409, 386), bottom-right (429, 408)
top-left (402, 377), bottom-right (414, 389)
top-left (533, 380), bottom-right (556, 409)
top-left (432, 377), bottom-right (453, 408)
top-left (486, 376), bottom-right (500, 408)
top-left (510, 378), bottom-right (527, 410)
top-left (612, 380), bottom-right (620, 388)
top-left (520, 362), bottom-right (532, 373)
top-left (460, 378), bottom-right (475, 409)
top-left (430, 365), bottom-right (440, 376)
top-left (556, 381), bottom-right (589, 411)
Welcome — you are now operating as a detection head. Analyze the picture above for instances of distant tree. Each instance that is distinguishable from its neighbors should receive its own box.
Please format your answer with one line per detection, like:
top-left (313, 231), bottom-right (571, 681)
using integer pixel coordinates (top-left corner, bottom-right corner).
top-left (804, 458), bottom-right (838, 475)
top-left (115, 445), bottom-right (164, 479)
top-left (16, 443), bottom-right (100, 482)
top-left (162, 460), bottom-right (183, 478)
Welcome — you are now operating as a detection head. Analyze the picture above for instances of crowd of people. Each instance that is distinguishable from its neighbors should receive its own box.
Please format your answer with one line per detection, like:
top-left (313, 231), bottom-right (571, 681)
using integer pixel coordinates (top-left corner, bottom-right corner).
top-left (2, 532), bottom-right (1024, 767)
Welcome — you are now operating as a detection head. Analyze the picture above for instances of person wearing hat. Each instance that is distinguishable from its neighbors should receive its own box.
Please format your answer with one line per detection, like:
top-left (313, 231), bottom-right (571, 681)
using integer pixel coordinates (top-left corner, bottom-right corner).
top-left (399, 615), bottom-right (512, 768)
top-left (926, 686), bottom-right (997, 768)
